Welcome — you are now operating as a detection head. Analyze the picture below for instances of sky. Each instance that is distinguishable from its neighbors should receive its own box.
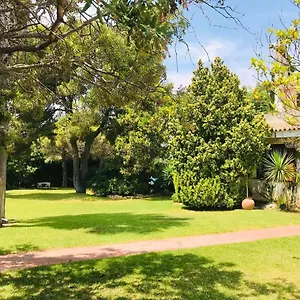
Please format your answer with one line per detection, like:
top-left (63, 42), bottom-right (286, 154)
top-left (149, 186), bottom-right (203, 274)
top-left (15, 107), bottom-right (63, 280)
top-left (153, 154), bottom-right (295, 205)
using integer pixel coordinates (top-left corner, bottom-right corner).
top-left (165, 0), bottom-right (298, 89)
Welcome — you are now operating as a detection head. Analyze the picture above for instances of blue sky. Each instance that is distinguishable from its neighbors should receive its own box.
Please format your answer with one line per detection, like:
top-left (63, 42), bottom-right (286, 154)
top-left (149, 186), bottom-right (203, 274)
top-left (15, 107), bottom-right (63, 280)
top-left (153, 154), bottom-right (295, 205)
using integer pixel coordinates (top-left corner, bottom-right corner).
top-left (165, 0), bottom-right (298, 89)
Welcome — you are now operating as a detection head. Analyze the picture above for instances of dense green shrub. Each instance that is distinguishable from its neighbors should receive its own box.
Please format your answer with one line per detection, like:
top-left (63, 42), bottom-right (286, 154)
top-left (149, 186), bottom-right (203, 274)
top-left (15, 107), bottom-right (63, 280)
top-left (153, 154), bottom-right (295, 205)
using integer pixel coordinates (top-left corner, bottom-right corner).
top-left (176, 172), bottom-right (237, 209)
top-left (169, 58), bottom-right (270, 210)
top-left (89, 168), bottom-right (152, 196)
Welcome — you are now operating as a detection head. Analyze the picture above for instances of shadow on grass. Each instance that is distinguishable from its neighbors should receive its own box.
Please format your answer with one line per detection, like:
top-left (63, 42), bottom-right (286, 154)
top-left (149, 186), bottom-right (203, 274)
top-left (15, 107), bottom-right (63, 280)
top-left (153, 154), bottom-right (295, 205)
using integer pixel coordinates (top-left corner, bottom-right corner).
top-left (0, 244), bottom-right (40, 256)
top-left (1, 253), bottom-right (299, 300)
top-left (244, 280), bottom-right (300, 299)
top-left (7, 191), bottom-right (96, 201)
top-left (12, 213), bottom-right (189, 235)
top-left (7, 192), bottom-right (172, 202)
top-left (143, 195), bottom-right (172, 201)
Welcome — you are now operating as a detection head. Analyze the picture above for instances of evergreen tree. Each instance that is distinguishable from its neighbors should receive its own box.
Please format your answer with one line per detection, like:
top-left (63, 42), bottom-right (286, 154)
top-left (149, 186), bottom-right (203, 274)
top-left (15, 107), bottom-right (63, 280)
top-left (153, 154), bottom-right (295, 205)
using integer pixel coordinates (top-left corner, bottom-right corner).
top-left (169, 57), bottom-right (270, 209)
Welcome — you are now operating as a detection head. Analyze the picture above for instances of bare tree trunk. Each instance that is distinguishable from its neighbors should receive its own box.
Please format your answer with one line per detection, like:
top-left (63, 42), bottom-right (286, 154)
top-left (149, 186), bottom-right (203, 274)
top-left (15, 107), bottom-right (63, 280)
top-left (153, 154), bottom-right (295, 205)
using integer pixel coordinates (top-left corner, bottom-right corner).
top-left (70, 137), bottom-right (93, 194)
top-left (70, 139), bottom-right (86, 193)
top-left (0, 147), bottom-right (7, 225)
top-left (62, 150), bottom-right (68, 188)
top-left (0, 100), bottom-right (8, 226)
top-left (71, 139), bottom-right (84, 193)
top-left (80, 141), bottom-right (91, 190)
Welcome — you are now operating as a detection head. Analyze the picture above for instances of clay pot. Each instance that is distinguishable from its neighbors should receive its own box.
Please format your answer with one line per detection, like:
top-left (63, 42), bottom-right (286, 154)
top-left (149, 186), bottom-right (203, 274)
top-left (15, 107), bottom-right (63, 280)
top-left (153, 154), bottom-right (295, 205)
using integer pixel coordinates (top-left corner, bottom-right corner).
top-left (242, 197), bottom-right (255, 210)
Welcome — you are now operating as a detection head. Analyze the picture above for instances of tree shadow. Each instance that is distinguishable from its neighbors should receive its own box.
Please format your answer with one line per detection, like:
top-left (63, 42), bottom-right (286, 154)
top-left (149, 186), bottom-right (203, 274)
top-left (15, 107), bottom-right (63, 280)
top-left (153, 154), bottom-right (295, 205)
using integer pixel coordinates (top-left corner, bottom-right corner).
top-left (7, 191), bottom-right (173, 202)
top-left (7, 191), bottom-right (96, 201)
top-left (0, 244), bottom-right (40, 256)
top-left (12, 213), bottom-right (189, 235)
top-left (243, 279), bottom-right (300, 299)
top-left (0, 253), bottom-right (241, 299)
top-left (1, 252), bottom-right (299, 299)
top-left (144, 196), bottom-right (172, 201)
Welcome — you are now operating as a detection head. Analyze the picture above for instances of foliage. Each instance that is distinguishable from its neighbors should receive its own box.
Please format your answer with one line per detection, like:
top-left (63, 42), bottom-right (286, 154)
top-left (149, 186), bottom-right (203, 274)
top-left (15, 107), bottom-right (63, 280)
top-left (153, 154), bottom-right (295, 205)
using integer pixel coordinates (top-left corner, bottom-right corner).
top-left (89, 143), bottom-right (174, 197)
top-left (247, 84), bottom-right (275, 113)
top-left (0, 0), bottom-right (240, 224)
top-left (264, 151), bottom-right (296, 183)
top-left (0, 0), bottom-right (239, 70)
top-left (90, 169), bottom-right (150, 196)
top-left (251, 0), bottom-right (300, 113)
top-left (169, 58), bottom-right (270, 209)
top-left (250, 2), bottom-right (300, 211)
top-left (176, 175), bottom-right (236, 210)
top-left (35, 137), bottom-right (70, 163)
top-left (87, 85), bottom-right (176, 197)
top-left (263, 151), bottom-right (297, 210)
top-left (162, 163), bottom-right (175, 191)
top-left (42, 24), bottom-right (167, 193)
top-left (2, 76), bottom-right (59, 190)
top-left (90, 164), bottom-right (172, 197)
top-left (114, 87), bottom-right (172, 176)
top-left (0, 0), bottom-right (188, 73)
top-left (6, 150), bottom-right (43, 189)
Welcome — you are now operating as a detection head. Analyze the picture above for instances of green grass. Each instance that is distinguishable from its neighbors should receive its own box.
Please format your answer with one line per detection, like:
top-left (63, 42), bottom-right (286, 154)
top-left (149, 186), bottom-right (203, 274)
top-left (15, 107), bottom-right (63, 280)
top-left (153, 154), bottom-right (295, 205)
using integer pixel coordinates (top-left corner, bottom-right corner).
top-left (1, 189), bottom-right (300, 255)
top-left (1, 236), bottom-right (300, 299)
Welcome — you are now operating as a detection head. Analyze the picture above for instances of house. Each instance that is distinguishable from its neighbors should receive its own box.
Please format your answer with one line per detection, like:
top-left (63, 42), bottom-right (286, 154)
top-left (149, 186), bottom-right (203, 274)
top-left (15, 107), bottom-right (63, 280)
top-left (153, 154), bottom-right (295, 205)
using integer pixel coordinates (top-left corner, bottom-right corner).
top-left (250, 53), bottom-right (300, 209)
top-left (264, 52), bottom-right (300, 176)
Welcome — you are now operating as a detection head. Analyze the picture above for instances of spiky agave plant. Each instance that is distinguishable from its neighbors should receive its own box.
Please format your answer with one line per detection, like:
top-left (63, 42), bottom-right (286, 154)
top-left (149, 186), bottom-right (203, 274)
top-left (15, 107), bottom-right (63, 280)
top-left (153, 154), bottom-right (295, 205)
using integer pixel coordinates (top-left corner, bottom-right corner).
top-left (263, 151), bottom-right (296, 183)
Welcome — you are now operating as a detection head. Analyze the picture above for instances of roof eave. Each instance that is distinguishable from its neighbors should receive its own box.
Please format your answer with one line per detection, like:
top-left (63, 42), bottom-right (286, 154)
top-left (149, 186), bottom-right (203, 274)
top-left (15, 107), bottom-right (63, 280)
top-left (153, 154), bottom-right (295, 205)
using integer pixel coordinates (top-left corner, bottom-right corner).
top-left (272, 130), bottom-right (300, 138)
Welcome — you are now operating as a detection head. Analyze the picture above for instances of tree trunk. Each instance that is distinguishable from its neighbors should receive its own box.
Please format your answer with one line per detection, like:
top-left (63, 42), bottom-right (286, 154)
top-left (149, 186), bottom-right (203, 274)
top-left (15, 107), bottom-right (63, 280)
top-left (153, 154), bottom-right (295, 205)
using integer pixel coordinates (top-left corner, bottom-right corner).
top-left (80, 141), bottom-right (91, 191)
top-left (71, 139), bottom-right (85, 193)
top-left (62, 150), bottom-right (68, 188)
top-left (0, 147), bottom-right (7, 226)
top-left (0, 112), bottom-right (8, 227)
top-left (71, 139), bottom-right (92, 194)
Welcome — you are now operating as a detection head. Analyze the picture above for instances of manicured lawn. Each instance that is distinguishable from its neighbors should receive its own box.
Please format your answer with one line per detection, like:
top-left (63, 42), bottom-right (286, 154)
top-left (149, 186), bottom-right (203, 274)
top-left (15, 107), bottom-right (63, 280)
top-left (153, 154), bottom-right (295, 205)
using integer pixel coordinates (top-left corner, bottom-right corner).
top-left (1, 189), bottom-right (300, 255)
top-left (1, 236), bottom-right (300, 299)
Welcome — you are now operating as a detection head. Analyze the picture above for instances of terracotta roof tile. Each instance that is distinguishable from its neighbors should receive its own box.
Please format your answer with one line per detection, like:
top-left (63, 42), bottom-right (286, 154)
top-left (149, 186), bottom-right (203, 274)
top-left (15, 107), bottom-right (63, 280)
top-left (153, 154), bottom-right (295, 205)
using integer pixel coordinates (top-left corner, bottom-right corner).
top-left (265, 113), bottom-right (300, 132)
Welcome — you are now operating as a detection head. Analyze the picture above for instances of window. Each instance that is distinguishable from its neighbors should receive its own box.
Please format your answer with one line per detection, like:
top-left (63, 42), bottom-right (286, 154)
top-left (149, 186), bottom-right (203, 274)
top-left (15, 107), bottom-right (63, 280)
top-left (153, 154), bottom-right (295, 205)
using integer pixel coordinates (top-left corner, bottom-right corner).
top-left (297, 93), bottom-right (300, 107)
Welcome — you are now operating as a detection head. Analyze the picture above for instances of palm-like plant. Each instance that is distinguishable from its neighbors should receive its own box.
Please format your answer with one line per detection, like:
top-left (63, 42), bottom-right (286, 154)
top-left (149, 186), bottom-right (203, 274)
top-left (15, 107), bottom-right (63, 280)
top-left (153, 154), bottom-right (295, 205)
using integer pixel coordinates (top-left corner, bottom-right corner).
top-left (263, 151), bottom-right (296, 183)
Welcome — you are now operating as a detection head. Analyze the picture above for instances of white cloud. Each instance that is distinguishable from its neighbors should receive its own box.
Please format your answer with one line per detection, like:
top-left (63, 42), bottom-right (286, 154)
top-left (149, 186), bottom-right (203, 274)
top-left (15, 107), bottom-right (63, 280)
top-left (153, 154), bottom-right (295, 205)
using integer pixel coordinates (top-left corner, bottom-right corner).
top-left (232, 66), bottom-right (257, 88)
top-left (167, 66), bottom-right (257, 90)
top-left (167, 71), bottom-right (194, 90)
top-left (166, 39), bottom-right (258, 89)
top-left (166, 39), bottom-right (238, 89)
top-left (168, 39), bottom-right (236, 66)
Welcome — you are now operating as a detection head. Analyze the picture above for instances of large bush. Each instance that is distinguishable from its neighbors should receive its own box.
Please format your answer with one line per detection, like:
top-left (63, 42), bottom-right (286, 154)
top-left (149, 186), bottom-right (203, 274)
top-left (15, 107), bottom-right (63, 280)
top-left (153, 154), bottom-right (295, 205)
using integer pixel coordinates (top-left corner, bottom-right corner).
top-left (169, 57), bottom-right (270, 209)
top-left (90, 169), bottom-right (150, 196)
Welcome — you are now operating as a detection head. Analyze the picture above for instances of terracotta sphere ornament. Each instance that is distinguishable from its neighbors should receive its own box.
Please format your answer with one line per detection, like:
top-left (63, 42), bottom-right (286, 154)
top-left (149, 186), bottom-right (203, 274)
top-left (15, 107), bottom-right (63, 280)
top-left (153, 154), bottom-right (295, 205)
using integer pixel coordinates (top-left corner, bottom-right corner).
top-left (242, 197), bottom-right (255, 210)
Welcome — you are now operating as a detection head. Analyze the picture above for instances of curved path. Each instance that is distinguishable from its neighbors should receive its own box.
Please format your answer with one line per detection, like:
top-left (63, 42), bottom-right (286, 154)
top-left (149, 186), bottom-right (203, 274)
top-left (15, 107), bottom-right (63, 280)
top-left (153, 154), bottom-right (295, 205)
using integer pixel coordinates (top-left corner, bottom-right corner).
top-left (1, 225), bottom-right (300, 273)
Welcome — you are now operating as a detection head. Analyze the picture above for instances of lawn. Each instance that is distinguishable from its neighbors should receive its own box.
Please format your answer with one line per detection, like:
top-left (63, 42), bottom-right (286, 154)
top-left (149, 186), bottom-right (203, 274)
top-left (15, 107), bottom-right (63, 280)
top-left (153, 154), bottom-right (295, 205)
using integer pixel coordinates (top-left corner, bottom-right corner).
top-left (1, 189), bottom-right (300, 255)
top-left (1, 236), bottom-right (300, 299)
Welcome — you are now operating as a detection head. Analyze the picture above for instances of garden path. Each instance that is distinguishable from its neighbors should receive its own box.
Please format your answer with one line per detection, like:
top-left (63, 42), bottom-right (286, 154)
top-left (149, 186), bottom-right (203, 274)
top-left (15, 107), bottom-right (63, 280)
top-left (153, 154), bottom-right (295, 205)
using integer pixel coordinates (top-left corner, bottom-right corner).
top-left (1, 225), bottom-right (300, 272)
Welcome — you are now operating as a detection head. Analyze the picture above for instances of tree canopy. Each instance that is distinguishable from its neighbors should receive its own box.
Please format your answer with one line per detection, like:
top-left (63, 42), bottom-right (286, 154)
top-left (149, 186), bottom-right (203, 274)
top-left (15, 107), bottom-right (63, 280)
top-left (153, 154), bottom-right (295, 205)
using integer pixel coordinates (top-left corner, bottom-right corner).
top-left (0, 0), bottom-right (241, 225)
top-left (251, 0), bottom-right (300, 116)
top-left (169, 58), bottom-right (270, 209)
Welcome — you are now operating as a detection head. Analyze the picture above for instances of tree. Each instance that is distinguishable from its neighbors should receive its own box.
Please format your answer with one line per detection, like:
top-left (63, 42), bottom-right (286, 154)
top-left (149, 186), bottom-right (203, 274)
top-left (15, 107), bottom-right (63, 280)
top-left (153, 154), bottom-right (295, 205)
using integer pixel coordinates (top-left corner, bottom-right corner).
top-left (0, 0), bottom-right (176, 224)
top-left (247, 84), bottom-right (275, 114)
top-left (89, 86), bottom-right (176, 196)
top-left (0, 1), bottom-right (239, 58)
top-left (47, 24), bottom-right (166, 193)
top-left (0, 81), bottom-right (11, 222)
top-left (251, 0), bottom-right (300, 116)
top-left (168, 57), bottom-right (270, 210)
top-left (0, 0), bottom-right (241, 225)
top-left (114, 87), bottom-right (172, 175)
top-left (0, 69), bottom-right (56, 222)
top-left (36, 137), bottom-right (71, 188)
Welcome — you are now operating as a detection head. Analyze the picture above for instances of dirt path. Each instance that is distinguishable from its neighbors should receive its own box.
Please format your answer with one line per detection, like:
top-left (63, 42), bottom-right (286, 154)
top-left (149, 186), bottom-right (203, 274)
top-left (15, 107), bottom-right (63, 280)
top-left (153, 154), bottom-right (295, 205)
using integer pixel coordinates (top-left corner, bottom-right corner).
top-left (1, 225), bottom-right (300, 273)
